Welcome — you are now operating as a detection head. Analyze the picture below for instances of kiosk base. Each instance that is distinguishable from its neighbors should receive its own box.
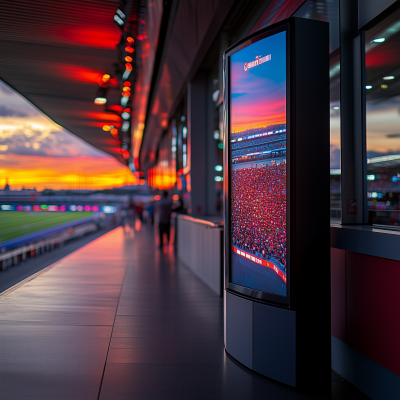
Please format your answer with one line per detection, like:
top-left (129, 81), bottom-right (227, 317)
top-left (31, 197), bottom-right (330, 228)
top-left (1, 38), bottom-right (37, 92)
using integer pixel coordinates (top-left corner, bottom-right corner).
top-left (225, 291), bottom-right (296, 387)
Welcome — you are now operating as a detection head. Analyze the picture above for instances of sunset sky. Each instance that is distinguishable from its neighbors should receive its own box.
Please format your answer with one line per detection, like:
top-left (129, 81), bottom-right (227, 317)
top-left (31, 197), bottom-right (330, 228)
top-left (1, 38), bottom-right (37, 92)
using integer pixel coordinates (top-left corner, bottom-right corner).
top-left (230, 31), bottom-right (286, 133)
top-left (0, 80), bottom-right (137, 191)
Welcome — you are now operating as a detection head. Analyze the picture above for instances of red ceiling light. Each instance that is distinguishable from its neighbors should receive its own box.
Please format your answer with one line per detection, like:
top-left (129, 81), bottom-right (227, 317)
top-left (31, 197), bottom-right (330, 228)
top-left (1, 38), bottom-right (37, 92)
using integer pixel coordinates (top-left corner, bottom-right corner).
top-left (122, 91), bottom-right (131, 97)
top-left (125, 56), bottom-right (132, 62)
top-left (124, 81), bottom-right (131, 86)
top-left (125, 46), bottom-right (134, 53)
top-left (111, 128), bottom-right (118, 136)
top-left (125, 63), bottom-right (132, 71)
top-left (127, 37), bottom-right (134, 43)
top-left (123, 108), bottom-right (131, 113)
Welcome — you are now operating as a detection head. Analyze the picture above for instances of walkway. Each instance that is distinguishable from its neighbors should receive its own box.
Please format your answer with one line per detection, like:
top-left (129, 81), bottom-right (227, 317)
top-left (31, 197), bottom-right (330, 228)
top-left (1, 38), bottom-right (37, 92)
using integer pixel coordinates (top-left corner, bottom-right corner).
top-left (0, 226), bottom-right (370, 399)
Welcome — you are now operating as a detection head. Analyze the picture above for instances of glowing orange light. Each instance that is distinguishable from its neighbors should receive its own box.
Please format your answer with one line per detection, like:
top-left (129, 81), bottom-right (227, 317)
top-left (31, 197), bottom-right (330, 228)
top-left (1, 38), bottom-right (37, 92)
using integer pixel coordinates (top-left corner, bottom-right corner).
top-left (172, 194), bottom-right (179, 200)
top-left (123, 151), bottom-right (130, 160)
top-left (102, 74), bottom-right (110, 83)
top-left (139, 179), bottom-right (145, 185)
top-left (125, 56), bottom-right (132, 62)
top-left (102, 125), bottom-right (111, 131)
top-left (125, 46), bottom-right (134, 53)
top-left (122, 91), bottom-right (131, 97)
top-left (125, 63), bottom-right (132, 71)
top-left (111, 128), bottom-right (118, 136)
top-left (124, 81), bottom-right (131, 86)
top-left (127, 37), bottom-right (134, 43)
top-left (154, 195), bottom-right (161, 201)
top-left (122, 86), bottom-right (130, 92)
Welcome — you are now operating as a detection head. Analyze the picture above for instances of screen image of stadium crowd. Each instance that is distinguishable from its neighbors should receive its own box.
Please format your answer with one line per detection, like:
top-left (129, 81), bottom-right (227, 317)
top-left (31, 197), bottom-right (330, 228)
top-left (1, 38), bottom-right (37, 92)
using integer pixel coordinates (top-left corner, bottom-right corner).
top-left (231, 123), bottom-right (286, 296)
top-left (231, 123), bottom-right (286, 168)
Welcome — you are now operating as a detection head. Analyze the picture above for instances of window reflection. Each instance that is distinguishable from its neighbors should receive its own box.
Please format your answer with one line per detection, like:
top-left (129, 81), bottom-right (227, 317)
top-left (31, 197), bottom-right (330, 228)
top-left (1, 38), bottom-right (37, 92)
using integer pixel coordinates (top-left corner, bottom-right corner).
top-left (294, 0), bottom-right (340, 221)
top-left (366, 7), bottom-right (400, 225)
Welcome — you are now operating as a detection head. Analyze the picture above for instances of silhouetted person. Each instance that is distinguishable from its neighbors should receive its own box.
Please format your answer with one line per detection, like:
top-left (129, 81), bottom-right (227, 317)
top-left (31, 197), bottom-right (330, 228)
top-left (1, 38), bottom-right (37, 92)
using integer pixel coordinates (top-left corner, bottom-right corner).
top-left (158, 191), bottom-right (172, 248)
top-left (172, 196), bottom-right (186, 248)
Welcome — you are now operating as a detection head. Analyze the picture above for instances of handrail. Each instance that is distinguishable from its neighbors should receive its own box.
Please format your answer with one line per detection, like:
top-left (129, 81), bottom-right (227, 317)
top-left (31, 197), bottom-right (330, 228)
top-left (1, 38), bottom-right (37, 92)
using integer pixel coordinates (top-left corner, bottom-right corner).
top-left (178, 214), bottom-right (223, 228)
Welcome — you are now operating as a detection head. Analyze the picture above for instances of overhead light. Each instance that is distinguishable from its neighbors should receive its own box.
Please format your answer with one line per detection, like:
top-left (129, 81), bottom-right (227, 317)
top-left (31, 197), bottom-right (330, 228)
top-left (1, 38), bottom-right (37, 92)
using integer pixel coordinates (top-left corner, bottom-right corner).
top-left (124, 81), bottom-right (131, 87)
top-left (123, 86), bottom-right (130, 92)
top-left (366, 85), bottom-right (372, 89)
top-left (383, 76), bottom-right (395, 80)
top-left (125, 46), bottom-right (134, 53)
top-left (102, 125), bottom-right (111, 131)
top-left (102, 74), bottom-right (110, 83)
top-left (127, 37), bottom-right (134, 43)
top-left (218, 143), bottom-right (224, 149)
top-left (121, 112), bottom-right (131, 120)
top-left (111, 128), bottom-right (118, 137)
top-left (215, 165), bottom-right (223, 172)
top-left (381, 84), bottom-right (388, 89)
top-left (125, 56), bottom-right (132, 62)
top-left (94, 97), bottom-right (107, 105)
top-left (372, 38), bottom-right (385, 43)
top-left (122, 121), bottom-right (130, 132)
top-left (122, 91), bottom-right (131, 97)
top-left (116, 9), bottom-right (125, 19)
top-left (182, 126), bottom-right (187, 139)
top-left (332, 106), bottom-right (339, 110)
top-left (212, 89), bottom-right (220, 102)
top-left (123, 70), bottom-right (131, 80)
top-left (121, 96), bottom-right (129, 106)
top-left (215, 176), bottom-right (223, 182)
top-left (114, 15), bottom-right (124, 26)
top-left (213, 130), bottom-right (220, 140)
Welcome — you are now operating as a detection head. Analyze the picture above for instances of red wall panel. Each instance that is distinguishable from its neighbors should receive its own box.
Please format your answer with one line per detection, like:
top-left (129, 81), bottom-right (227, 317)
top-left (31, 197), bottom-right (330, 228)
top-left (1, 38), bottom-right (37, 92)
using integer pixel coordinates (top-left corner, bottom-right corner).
top-left (331, 248), bottom-right (347, 342)
top-left (346, 251), bottom-right (400, 377)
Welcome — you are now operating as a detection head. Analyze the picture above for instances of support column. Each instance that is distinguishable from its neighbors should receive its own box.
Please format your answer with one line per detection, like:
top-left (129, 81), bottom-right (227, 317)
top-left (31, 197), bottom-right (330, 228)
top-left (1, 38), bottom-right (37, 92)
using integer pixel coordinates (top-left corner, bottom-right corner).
top-left (340, 0), bottom-right (367, 224)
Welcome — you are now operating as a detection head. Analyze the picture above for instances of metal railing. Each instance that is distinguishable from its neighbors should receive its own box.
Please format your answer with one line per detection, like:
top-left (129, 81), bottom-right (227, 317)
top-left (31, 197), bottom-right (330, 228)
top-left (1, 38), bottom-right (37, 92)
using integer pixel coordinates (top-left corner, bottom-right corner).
top-left (0, 222), bottom-right (99, 270)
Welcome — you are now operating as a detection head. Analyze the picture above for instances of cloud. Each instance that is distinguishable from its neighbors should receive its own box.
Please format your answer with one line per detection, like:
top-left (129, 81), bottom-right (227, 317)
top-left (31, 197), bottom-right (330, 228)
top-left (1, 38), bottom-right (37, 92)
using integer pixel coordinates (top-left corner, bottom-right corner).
top-left (0, 105), bottom-right (29, 118)
top-left (330, 146), bottom-right (340, 169)
top-left (0, 79), bottom-right (111, 161)
top-left (0, 125), bottom-right (108, 158)
top-left (0, 83), bottom-right (14, 95)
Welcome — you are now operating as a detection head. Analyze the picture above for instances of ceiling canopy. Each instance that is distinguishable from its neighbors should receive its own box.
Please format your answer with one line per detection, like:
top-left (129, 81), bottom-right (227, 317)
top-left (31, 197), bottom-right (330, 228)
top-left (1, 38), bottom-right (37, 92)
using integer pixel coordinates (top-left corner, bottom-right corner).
top-left (0, 0), bottom-right (141, 165)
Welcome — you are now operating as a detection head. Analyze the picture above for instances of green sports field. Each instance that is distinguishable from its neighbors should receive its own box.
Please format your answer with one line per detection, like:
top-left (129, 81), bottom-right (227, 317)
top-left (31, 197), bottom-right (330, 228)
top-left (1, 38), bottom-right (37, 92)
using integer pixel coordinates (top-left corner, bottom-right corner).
top-left (0, 211), bottom-right (93, 243)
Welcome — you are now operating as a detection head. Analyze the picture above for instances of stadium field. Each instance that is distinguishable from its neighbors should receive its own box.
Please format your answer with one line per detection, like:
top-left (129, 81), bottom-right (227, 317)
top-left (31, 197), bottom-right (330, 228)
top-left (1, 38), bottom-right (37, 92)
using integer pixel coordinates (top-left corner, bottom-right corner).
top-left (0, 211), bottom-right (93, 243)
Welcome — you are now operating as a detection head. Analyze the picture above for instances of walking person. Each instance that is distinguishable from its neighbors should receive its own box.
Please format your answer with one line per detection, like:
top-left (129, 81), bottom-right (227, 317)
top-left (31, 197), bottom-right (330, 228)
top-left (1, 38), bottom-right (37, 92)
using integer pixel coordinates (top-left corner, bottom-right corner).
top-left (158, 191), bottom-right (172, 248)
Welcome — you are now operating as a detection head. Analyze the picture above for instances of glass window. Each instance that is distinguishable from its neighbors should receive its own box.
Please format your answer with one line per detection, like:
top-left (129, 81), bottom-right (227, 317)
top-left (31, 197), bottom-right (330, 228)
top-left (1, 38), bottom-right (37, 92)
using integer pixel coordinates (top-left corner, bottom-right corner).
top-left (365, 7), bottom-right (400, 225)
top-left (293, 0), bottom-right (341, 222)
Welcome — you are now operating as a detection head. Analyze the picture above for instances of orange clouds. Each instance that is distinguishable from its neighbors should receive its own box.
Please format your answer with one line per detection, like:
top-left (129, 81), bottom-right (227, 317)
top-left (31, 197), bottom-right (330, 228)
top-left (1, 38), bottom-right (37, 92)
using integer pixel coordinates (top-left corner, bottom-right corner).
top-left (0, 154), bottom-right (138, 191)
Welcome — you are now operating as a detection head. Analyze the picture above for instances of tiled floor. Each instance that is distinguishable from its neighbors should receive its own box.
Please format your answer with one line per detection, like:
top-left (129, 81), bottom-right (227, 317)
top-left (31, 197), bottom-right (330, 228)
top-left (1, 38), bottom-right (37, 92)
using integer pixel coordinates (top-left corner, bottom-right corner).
top-left (0, 225), bottom-right (371, 399)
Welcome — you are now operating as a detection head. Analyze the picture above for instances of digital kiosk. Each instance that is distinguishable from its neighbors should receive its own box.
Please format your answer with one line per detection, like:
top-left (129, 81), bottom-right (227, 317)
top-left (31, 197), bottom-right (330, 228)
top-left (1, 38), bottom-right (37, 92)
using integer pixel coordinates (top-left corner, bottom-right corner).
top-left (223, 18), bottom-right (331, 390)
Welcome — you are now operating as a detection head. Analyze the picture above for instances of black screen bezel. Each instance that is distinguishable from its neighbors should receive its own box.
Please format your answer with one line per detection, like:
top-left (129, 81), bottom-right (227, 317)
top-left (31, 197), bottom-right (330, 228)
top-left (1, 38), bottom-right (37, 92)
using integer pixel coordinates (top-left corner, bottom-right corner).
top-left (224, 22), bottom-right (291, 307)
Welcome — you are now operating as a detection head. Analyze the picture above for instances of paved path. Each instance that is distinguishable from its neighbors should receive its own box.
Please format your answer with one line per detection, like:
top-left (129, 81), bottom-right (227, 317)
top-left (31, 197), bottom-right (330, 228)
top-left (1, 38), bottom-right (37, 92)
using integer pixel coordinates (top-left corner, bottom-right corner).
top-left (0, 226), bottom-right (370, 399)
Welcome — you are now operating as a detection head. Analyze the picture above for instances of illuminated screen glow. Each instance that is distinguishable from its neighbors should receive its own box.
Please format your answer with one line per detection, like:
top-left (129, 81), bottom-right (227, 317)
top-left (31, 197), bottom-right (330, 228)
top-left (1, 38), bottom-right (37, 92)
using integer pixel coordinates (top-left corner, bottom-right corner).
top-left (230, 30), bottom-right (287, 297)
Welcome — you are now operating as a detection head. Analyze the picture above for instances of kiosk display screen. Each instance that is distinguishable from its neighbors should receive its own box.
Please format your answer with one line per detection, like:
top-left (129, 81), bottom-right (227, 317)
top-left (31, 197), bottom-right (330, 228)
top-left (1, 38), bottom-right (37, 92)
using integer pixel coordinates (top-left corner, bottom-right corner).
top-left (230, 30), bottom-right (287, 298)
